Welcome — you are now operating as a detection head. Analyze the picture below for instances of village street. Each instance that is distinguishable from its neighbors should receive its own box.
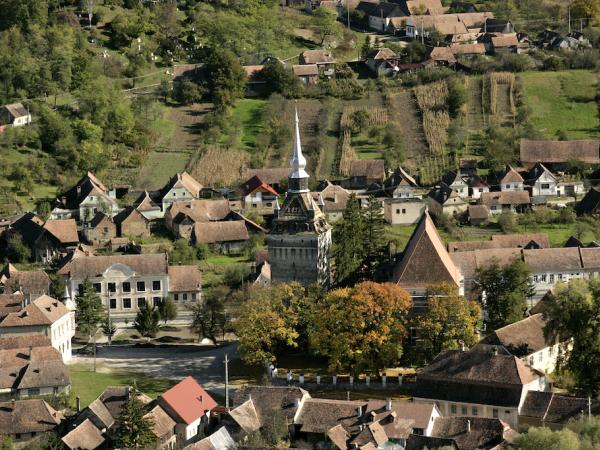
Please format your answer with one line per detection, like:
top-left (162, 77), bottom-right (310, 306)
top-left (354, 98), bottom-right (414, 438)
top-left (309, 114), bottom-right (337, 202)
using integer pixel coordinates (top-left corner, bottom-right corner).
top-left (72, 342), bottom-right (240, 396)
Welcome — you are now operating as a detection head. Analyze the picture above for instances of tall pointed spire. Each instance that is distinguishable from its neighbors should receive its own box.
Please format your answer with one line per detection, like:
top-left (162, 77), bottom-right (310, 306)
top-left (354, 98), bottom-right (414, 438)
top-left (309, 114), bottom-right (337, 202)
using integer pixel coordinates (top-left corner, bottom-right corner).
top-left (288, 107), bottom-right (309, 193)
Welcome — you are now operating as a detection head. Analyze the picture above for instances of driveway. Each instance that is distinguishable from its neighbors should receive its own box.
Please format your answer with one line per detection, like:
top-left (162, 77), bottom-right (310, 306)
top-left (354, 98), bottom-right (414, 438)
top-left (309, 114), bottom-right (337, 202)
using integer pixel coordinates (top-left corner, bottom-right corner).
top-left (72, 342), bottom-right (240, 396)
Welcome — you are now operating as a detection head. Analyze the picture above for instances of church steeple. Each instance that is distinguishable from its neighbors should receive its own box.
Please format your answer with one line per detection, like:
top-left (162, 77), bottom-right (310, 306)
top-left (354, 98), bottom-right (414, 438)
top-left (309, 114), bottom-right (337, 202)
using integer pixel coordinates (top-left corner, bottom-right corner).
top-left (288, 108), bottom-right (309, 193)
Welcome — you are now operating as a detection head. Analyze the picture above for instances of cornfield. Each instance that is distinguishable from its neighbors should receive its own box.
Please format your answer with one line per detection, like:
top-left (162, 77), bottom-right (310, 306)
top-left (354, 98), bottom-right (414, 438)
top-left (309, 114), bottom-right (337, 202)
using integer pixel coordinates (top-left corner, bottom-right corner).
top-left (422, 110), bottom-right (451, 155)
top-left (487, 72), bottom-right (516, 116)
top-left (415, 81), bottom-right (449, 111)
top-left (338, 129), bottom-right (357, 176)
top-left (418, 152), bottom-right (457, 186)
top-left (191, 146), bottom-right (249, 186)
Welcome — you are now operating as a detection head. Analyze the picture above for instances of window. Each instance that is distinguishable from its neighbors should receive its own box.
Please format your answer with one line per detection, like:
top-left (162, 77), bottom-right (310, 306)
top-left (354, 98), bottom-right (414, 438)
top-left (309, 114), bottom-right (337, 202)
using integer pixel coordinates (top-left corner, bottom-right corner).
top-left (153, 297), bottom-right (162, 307)
top-left (539, 352), bottom-right (543, 362)
top-left (549, 346), bottom-right (553, 357)
top-left (137, 298), bottom-right (146, 308)
top-left (122, 282), bottom-right (131, 293)
top-left (506, 184), bottom-right (510, 189)
top-left (550, 274), bottom-right (555, 283)
top-left (53, 387), bottom-right (59, 395)
top-left (541, 274), bottom-right (547, 282)
top-left (396, 209), bottom-right (400, 214)
top-left (93, 283), bottom-right (101, 293)
top-left (541, 183), bottom-right (550, 190)
top-left (402, 209), bottom-right (406, 214)
top-left (461, 406), bottom-right (467, 415)
top-left (558, 274), bottom-right (563, 281)
top-left (493, 409), bottom-right (498, 418)
top-left (183, 293), bottom-right (188, 301)
top-left (108, 282), bottom-right (116, 293)
top-left (153, 280), bottom-right (161, 291)
top-left (472, 406), bottom-right (478, 416)
top-left (110, 299), bottom-right (117, 309)
top-left (123, 298), bottom-right (132, 309)
top-left (174, 293), bottom-right (179, 301)
top-left (252, 204), bottom-right (257, 208)
top-left (479, 188), bottom-right (483, 193)
top-left (78, 284), bottom-right (83, 295)
top-left (15, 434), bottom-right (20, 440)
top-left (450, 404), bottom-right (457, 414)
top-left (192, 293), bottom-right (197, 300)
top-left (529, 356), bottom-right (534, 366)
top-left (137, 281), bottom-right (145, 292)
top-left (103, 227), bottom-right (109, 233)
top-left (533, 275), bottom-right (538, 283)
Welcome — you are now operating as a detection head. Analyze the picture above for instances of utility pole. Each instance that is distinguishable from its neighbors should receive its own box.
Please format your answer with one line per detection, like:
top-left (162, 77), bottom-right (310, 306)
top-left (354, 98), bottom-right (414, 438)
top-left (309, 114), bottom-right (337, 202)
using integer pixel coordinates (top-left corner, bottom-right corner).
top-left (421, 17), bottom-right (424, 45)
top-left (589, 396), bottom-right (592, 418)
top-left (568, 4), bottom-right (571, 34)
top-left (224, 354), bottom-right (230, 410)
top-left (92, 332), bottom-right (97, 372)
top-left (347, 4), bottom-right (350, 30)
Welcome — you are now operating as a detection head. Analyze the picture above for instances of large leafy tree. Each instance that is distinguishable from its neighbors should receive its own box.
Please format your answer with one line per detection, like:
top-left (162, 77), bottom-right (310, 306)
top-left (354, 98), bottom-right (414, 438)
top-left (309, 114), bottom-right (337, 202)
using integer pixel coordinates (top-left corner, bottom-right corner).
top-left (544, 279), bottom-right (600, 396)
top-left (415, 284), bottom-right (481, 362)
top-left (114, 386), bottom-right (156, 450)
top-left (313, 7), bottom-right (342, 46)
top-left (235, 283), bottom-right (304, 365)
top-left (133, 303), bottom-right (161, 341)
top-left (75, 278), bottom-right (105, 339)
top-left (310, 281), bottom-right (412, 374)
top-left (259, 61), bottom-right (302, 98)
top-left (203, 47), bottom-right (246, 110)
top-left (475, 258), bottom-right (534, 331)
top-left (189, 286), bottom-right (228, 344)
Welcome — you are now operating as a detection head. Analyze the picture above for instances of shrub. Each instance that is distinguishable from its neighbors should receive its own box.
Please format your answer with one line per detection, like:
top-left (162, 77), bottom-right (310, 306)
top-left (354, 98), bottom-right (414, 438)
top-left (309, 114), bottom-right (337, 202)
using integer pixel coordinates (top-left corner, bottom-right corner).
top-left (498, 211), bottom-right (517, 233)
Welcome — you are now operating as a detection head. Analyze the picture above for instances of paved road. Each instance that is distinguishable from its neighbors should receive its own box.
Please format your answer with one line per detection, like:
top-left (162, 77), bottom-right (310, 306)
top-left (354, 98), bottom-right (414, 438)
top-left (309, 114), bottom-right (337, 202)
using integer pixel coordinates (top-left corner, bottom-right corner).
top-left (71, 342), bottom-right (240, 396)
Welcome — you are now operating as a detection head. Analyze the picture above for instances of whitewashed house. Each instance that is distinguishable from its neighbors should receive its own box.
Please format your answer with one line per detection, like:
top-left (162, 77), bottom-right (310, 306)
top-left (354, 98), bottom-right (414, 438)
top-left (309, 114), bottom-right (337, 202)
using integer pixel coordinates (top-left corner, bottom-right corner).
top-left (527, 163), bottom-right (558, 198)
top-left (500, 165), bottom-right (525, 192)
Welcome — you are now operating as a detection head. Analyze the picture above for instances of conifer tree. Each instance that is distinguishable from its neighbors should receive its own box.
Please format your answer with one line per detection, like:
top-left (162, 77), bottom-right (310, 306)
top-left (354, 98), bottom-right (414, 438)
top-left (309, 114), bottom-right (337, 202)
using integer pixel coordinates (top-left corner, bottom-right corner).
top-left (114, 386), bottom-right (155, 449)
top-left (134, 303), bottom-right (161, 341)
top-left (361, 196), bottom-right (387, 279)
top-left (75, 278), bottom-right (105, 339)
top-left (332, 194), bottom-right (365, 286)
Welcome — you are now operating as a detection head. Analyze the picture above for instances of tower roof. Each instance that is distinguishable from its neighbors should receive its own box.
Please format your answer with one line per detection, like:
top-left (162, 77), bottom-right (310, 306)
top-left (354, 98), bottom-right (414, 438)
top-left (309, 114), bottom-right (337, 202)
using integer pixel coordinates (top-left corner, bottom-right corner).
top-left (393, 212), bottom-right (460, 288)
top-left (289, 108), bottom-right (309, 189)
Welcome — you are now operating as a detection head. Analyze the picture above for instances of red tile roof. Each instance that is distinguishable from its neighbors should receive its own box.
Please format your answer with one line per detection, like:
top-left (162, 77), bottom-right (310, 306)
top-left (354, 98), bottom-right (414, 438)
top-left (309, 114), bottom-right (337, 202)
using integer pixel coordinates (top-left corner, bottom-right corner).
top-left (160, 376), bottom-right (217, 424)
top-left (241, 175), bottom-right (278, 197)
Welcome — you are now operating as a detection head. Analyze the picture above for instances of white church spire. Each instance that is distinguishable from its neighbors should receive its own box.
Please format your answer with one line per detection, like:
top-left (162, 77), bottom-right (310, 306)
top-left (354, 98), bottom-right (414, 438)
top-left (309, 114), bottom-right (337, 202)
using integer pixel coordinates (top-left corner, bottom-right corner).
top-left (289, 107), bottom-right (309, 185)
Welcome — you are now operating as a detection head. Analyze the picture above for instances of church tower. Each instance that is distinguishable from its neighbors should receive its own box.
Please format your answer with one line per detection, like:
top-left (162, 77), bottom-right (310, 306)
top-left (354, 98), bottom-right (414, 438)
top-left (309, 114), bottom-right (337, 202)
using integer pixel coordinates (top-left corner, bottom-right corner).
top-left (267, 109), bottom-right (332, 286)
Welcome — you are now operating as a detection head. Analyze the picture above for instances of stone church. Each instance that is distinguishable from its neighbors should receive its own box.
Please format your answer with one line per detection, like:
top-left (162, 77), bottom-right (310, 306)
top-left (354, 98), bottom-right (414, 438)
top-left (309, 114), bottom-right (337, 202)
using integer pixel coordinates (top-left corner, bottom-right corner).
top-left (267, 110), bottom-right (332, 286)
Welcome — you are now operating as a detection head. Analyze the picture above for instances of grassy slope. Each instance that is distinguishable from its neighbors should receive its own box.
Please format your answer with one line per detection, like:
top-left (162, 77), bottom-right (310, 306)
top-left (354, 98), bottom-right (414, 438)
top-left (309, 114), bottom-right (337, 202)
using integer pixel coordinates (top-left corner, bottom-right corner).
top-left (230, 99), bottom-right (266, 151)
top-left (521, 70), bottom-right (599, 139)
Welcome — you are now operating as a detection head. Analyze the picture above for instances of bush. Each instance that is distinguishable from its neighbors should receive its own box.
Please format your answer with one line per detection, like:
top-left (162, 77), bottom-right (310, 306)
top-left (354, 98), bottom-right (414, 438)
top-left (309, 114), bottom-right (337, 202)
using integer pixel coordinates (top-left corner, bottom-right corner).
top-left (499, 53), bottom-right (534, 72)
top-left (223, 264), bottom-right (251, 288)
top-left (446, 77), bottom-right (467, 118)
top-left (498, 211), bottom-right (517, 233)
top-left (195, 243), bottom-right (210, 261)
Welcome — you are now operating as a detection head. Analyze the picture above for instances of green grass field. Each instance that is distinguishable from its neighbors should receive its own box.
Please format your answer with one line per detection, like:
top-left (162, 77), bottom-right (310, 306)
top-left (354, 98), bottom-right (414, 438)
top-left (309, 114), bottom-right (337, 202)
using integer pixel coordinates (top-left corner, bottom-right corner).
top-left (521, 70), bottom-right (599, 139)
top-left (70, 364), bottom-right (177, 407)
top-left (230, 99), bottom-right (266, 151)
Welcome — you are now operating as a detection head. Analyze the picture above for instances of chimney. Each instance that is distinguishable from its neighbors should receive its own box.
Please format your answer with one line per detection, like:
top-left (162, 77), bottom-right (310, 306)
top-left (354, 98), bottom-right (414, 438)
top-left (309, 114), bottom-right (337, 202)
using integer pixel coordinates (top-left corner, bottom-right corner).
top-left (77, 186), bottom-right (81, 196)
top-left (76, 396), bottom-right (81, 413)
top-left (460, 340), bottom-right (466, 352)
top-left (357, 405), bottom-right (363, 417)
top-left (386, 398), bottom-right (392, 411)
top-left (492, 346), bottom-right (498, 356)
top-left (466, 419), bottom-right (471, 433)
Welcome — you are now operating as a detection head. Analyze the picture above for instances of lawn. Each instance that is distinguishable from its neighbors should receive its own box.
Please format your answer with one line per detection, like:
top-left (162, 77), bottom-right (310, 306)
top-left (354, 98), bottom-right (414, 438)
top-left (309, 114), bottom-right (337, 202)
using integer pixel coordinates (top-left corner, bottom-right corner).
top-left (230, 99), bottom-right (266, 151)
top-left (69, 363), bottom-right (177, 408)
top-left (200, 254), bottom-right (253, 288)
top-left (521, 70), bottom-right (599, 139)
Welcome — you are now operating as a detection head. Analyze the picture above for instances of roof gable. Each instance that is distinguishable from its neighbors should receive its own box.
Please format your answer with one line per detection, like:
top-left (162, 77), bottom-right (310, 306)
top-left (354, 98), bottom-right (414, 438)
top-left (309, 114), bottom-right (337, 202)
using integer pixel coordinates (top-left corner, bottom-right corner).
top-left (160, 376), bottom-right (217, 424)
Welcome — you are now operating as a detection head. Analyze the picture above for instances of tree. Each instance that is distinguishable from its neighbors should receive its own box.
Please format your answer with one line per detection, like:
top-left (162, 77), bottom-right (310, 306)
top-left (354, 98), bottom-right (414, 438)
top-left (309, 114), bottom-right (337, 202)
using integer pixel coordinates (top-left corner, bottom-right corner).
top-left (114, 386), bottom-right (156, 449)
top-left (133, 303), bottom-right (161, 341)
top-left (310, 282), bottom-right (412, 374)
top-left (235, 283), bottom-right (304, 365)
top-left (446, 77), bottom-right (467, 118)
top-left (361, 35), bottom-right (372, 58)
top-left (572, 0), bottom-right (600, 23)
top-left (75, 278), bottom-right (105, 339)
top-left (497, 211), bottom-right (517, 233)
top-left (415, 284), bottom-right (481, 362)
top-left (260, 61), bottom-right (302, 98)
top-left (475, 258), bottom-right (534, 331)
top-left (190, 286), bottom-right (228, 344)
top-left (4, 234), bottom-right (31, 263)
top-left (158, 297), bottom-right (177, 325)
top-left (313, 7), bottom-right (341, 46)
top-left (168, 239), bottom-right (196, 264)
top-left (0, 435), bottom-right (13, 450)
top-left (223, 264), bottom-right (251, 288)
top-left (101, 317), bottom-right (117, 345)
top-left (361, 196), bottom-right (387, 279)
top-left (332, 194), bottom-right (364, 286)
top-left (203, 48), bottom-right (246, 109)
top-left (543, 279), bottom-right (600, 396)
top-left (514, 426), bottom-right (581, 450)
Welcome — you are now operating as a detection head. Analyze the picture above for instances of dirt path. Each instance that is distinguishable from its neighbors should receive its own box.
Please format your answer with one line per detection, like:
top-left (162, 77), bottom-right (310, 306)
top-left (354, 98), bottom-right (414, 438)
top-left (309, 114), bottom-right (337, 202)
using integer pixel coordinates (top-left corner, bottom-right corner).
top-left (464, 77), bottom-right (486, 156)
top-left (390, 90), bottom-right (428, 168)
top-left (164, 103), bottom-right (212, 152)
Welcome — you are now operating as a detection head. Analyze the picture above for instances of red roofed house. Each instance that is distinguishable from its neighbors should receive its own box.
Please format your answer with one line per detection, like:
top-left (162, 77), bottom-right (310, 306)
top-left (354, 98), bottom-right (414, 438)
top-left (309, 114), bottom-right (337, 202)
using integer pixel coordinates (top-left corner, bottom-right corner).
top-left (240, 175), bottom-right (279, 217)
top-left (158, 376), bottom-right (217, 443)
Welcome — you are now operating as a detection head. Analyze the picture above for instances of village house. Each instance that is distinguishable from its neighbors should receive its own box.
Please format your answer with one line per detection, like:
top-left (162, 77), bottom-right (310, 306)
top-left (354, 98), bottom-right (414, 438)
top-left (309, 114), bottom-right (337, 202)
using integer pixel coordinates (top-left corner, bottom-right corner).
top-left (0, 102), bottom-right (31, 128)
top-left (365, 47), bottom-right (399, 76)
top-left (239, 175), bottom-right (279, 217)
top-left (427, 46), bottom-right (458, 66)
top-left (450, 42), bottom-right (487, 58)
top-left (413, 348), bottom-right (549, 429)
top-left (476, 314), bottom-right (563, 374)
top-left (0, 399), bottom-right (64, 445)
top-left (167, 265), bottom-right (202, 306)
top-left (158, 376), bottom-right (217, 443)
top-left (384, 197), bottom-right (427, 225)
top-left (578, 186), bottom-right (600, 216)
top-left (164, 199), bottom-right (232, 239)
top-left (500, 165), bottom-right (525, 191)
top-left (519, 391), bottom-right (600, 430)
top-left (244, 168), bottom-right (290, 192)
top-left (58, 253), bottom-right (200, 322)
top-left (312, 182), bottom-right (350, 222)
top-left (489, 33), bottom-right (519, 53)
top-left (34, 219), bottom-right (79, 263)
top-left (183, 426), bottom-right (235, 450)
top-left (383, 166), bottom-right (420, 198)
top-left (159, 171), bottom-right (203, 214)
top-left (447, 233), bottom-right (550, 253)
top-left (520, 139), bottom-right (600, 170)
top-left (144, 404), bottom-right (178, 449)
top-left (347, 159), bottom-right (386, 188)
top-left (467, 175), bottom-right (489, 200)
top-left (0, 293), bottom-right (23, 321)
top-left (191, 221), bottom-right (250, 253)
top-left (83, 212), bottom-right (117, 245)
top-left (427, 185), bottom-right (469, 217)
top-left (468, 204), bottom-right (490, 225)
top-left (293, 64), bottom-right (320, 84)
top-left (243, 65), bottom-right (267, 96)
top-left (133, 191), bottom-right (163, 221)
top-left (113, 206), bottom-right (151, 238)
top-left (0, 295), bottom-right (75, 362)
top-left (441, 171), bottom-right (469, 198)
top-left (356, 2), bottom-right (406, 32)
top-left (51, 172), bottom-right (119, 222)
top-left (0, 344), bottom-right (70, 399)
top-left (406, 417), bottom-right (518, 450)
top-left (61, 418), bottom-right (106, 450)
top-left (479, 190), bottom-right (531, 215)
top-left (404, 12), bottom-right (492, 41)
top-left (484, 18), bottom-right (515, 33)
top-left (0, 263), bottom-right (50, 297)
top-left (525, 162), bottom-right (558, 199)
top-left (299, 50), bottom-right (336, 78)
